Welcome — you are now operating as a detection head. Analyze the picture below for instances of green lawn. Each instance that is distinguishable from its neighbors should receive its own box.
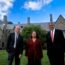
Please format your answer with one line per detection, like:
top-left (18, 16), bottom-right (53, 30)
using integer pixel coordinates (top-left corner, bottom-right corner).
top-left (0, 50), bottom-right (50, 65)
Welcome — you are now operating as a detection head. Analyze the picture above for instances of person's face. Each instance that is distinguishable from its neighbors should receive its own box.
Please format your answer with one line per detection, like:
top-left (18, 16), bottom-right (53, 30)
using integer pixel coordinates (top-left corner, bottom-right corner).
top-left (32, 31), bottom-right (37, 38)
top-left (15, 26), bottom-right (21, 33)
top-left (49, 24), bottom-right (55, 30)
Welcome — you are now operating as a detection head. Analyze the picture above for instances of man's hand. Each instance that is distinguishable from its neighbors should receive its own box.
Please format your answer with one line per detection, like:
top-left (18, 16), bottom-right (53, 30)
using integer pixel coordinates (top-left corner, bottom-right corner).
top-left (19, 54), bottom-right (21, 59)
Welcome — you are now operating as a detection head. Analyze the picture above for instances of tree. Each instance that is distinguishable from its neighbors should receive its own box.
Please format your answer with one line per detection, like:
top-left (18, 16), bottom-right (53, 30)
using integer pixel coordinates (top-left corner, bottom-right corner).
top-left (21, 24), bottom-right (47, 49)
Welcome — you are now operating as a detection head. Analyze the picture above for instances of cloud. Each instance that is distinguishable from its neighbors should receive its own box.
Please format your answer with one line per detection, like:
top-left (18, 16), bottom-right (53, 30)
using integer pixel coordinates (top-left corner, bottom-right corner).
top-left (23, 0), bottom-right (53, 10)
top-left (0, 0), bottom-right (14, 20)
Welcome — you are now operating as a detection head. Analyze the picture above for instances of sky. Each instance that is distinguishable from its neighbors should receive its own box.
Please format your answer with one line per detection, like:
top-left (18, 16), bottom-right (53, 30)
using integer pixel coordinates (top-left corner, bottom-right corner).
top-left (0, 0), bottom-right (65, 24)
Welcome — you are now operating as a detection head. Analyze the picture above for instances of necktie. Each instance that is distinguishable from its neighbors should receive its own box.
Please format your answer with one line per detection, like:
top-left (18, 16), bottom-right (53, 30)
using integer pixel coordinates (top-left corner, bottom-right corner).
top-left (50, 31), bottom-right (54, 42)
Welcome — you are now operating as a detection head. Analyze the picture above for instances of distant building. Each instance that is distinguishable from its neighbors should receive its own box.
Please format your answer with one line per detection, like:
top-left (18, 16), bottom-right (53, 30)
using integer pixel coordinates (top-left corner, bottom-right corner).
top-left (0, 16), bottom-right (14, 49)
top-left (55, 15), bottom-right (65, 37)
top-left (0, 14), bottom-right (65, 49)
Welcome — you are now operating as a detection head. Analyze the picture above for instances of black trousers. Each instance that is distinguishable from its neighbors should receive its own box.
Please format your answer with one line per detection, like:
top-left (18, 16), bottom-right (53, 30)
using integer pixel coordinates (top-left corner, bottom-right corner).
top-left (8, 51), bottom-right (20, 65)
top-left (48, 52), bottom-right (64, 65)
top-left (28, 56), bottom-right (41, 65)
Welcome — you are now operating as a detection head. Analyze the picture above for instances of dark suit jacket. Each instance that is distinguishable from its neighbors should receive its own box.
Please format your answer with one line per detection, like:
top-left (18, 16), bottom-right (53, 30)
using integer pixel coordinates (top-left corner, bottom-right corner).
top-left (46, 29), bottom-right (64, 54)
top-left (25, 38), bottom-right (43, 59)
top-left (6, 33), bottom-right (23, 54)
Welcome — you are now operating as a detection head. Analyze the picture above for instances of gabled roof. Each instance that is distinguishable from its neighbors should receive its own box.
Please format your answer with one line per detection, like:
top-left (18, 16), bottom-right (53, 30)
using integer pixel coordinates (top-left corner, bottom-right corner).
top-left (55, 15), bottom-right (65, 30)
top-left (55, 15), bottom-right (65, 23)
top-left (8, 21), bottom-right (13, 24)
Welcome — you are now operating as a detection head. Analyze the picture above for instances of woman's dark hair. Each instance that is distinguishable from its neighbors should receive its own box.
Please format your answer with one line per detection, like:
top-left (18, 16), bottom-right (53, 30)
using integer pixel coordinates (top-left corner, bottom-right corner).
top-left (30, 31), bottom-right (39, 39)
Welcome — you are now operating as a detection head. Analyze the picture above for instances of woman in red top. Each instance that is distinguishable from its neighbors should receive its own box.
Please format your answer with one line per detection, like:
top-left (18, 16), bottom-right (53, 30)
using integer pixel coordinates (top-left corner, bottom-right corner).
top-left (25, 31), bottom-right (43, 65)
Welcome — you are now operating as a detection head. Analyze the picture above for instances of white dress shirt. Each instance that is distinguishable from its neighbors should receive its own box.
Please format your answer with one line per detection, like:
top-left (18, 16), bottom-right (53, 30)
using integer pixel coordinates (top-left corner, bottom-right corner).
top-left (14, 32), bottom-right (18, 48)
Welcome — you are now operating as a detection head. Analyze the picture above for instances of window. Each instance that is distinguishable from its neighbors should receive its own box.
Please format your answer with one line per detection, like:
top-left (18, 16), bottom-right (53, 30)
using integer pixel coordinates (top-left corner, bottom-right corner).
top-left (2, 42), bottom-right (4, 48)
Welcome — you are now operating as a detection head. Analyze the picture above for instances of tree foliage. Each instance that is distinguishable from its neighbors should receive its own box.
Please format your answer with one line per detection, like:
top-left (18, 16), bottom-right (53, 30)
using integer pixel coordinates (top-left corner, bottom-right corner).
top-left (21, 24), bottom-right (47, 43)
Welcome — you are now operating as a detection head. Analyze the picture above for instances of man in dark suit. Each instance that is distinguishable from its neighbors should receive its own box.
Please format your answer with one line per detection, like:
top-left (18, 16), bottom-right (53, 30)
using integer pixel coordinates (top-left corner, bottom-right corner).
top-left (46, 22), bottom-right (64, 65)
top-left (6, 25), bottom-right (23, 65)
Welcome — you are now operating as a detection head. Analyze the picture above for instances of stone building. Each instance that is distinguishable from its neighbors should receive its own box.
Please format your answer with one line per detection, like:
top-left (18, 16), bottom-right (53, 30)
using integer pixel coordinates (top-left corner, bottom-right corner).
top-left (0, 16), bottom-right (14, 49)
top-left (55, 15), bottom-right (65, 36)
top-left (0, 14), bottom-right (65, 49)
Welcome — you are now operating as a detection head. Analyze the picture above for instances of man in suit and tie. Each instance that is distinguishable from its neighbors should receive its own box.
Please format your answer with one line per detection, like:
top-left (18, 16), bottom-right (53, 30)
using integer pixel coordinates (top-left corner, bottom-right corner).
top-left (6, 25), bottom-right (23, 65)
top-left (46, 22), bottom-right (64, 65)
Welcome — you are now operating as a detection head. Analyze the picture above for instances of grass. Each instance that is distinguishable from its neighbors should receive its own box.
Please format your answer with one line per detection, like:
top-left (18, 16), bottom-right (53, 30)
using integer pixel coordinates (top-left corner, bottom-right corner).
top-left (0, 50), bottom-right (65, 65)
top-left (0, 50), bottom-right (50, 65)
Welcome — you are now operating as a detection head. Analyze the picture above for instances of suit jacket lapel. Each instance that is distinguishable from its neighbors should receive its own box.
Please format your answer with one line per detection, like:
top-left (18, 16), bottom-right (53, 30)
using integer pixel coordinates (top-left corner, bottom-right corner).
top-left (16, 34), bottom-right (20, 42)
top-left (54, 29), bottom-right (57, 42)
top-left (48, 32), bottom-right (52, 42)
top-left (13, 33), bottom-right (15, 41)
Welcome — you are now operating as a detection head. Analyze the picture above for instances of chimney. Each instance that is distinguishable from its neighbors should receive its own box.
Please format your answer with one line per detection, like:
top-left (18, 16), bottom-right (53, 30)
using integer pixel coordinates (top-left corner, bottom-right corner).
top-left (27, 17), bottom-right (30, 24)
top-left (3, 15), bottom-right (7, 24)
top-left (50, 14), bottom-right (53, 23)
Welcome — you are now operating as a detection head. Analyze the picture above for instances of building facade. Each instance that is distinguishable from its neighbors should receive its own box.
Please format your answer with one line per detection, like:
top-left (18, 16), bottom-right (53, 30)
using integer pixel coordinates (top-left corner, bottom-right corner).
top-left (0, 14), bottom-right (65, 49)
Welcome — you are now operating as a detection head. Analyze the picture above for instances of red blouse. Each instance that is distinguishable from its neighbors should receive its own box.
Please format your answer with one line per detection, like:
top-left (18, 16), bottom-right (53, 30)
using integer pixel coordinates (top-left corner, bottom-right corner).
top-left (25, 38), bottom-right (43, 59)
